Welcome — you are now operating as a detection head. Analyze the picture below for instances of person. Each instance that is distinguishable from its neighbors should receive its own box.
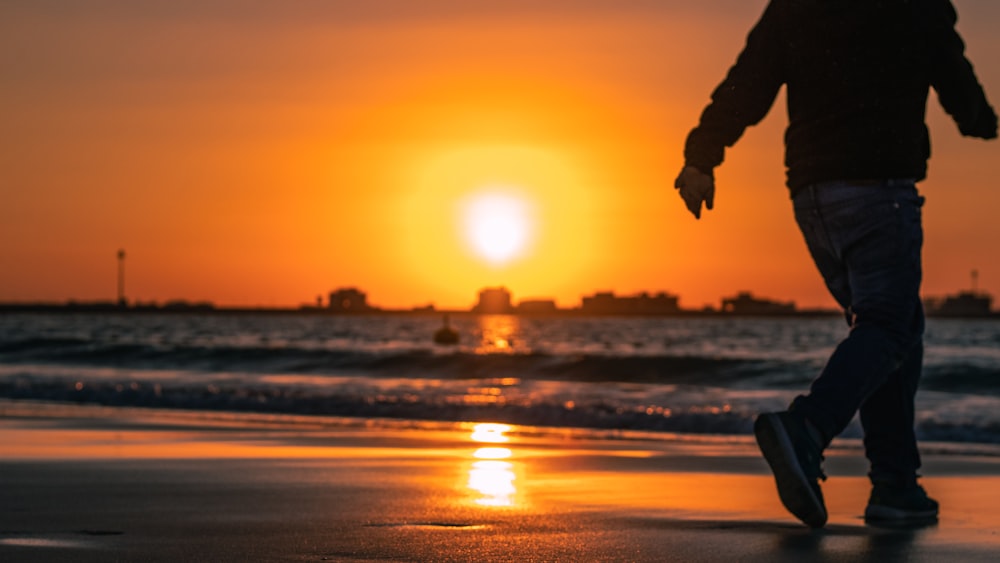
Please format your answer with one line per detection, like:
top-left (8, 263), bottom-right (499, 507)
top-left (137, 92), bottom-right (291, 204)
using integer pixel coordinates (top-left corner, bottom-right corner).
top-left (675, 0), bottom-right (996, 528)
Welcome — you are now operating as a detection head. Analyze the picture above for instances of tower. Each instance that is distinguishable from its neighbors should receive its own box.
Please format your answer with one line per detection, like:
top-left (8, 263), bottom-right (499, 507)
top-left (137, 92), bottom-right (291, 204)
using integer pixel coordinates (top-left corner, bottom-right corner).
top-left (117, 249), bottom-right (127, 307)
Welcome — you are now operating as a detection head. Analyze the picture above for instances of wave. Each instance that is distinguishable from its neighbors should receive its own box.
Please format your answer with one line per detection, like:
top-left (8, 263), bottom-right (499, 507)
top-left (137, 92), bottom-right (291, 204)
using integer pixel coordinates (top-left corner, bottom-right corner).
top-left (921, 364), bottom-right (1000, 394)
top-left (4, 323), bottom-right (1000, 447)
top-left (0, 335), bottom-right (790, 383)
top-left (0, 376), bottom-right (743, 433)
top-left (3, 375), bottom-right (1000, 446)
top-left (5, 335), bottom-right (1000, 393)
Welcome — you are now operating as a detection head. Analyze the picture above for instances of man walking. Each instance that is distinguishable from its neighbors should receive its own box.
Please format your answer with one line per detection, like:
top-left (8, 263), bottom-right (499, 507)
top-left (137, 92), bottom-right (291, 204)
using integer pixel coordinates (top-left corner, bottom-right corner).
top-left (676, 0), bottom-right (996, 527)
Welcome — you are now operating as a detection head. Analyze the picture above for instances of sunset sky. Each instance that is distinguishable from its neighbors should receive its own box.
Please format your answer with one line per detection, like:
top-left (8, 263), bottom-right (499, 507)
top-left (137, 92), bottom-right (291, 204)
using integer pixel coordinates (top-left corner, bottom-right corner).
top-left (2, 0), bottom-right (998, 310)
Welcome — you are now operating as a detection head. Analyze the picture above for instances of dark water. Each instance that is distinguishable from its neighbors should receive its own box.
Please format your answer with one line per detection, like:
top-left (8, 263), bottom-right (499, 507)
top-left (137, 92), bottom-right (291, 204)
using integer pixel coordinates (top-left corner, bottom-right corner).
top-left (1, 312), bottom-right (998, 445)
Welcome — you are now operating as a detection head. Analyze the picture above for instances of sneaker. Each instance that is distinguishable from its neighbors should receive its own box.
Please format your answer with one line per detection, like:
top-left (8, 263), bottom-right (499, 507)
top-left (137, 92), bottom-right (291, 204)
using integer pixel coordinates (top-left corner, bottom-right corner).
top-left (865, 483), bottom-right (939, 522)
top-left (754, 411), bottom-right (828, 528)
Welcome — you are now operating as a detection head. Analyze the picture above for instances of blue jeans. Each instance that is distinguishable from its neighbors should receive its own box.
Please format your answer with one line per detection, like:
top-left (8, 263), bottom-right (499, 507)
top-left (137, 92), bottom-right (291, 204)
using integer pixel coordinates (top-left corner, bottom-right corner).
top-left (790, 180), bottom-right (925, 486)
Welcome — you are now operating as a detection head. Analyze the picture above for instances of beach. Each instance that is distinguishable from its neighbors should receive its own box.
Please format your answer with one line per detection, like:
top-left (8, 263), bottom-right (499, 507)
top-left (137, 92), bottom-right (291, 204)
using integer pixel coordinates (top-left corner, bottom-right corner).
top-left (3, 401), bottom-right (1000, 562)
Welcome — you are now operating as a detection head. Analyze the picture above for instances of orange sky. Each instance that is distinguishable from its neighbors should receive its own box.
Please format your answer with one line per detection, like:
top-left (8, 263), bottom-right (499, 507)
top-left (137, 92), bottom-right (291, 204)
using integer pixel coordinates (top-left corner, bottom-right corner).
top-left (2, 1), bottom-right (998, 310)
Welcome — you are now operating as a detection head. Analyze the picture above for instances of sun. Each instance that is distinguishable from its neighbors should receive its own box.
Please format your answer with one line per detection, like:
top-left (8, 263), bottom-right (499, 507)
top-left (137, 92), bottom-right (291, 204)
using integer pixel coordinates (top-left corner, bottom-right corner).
top-left (460, 188), bottom-right (534, 266)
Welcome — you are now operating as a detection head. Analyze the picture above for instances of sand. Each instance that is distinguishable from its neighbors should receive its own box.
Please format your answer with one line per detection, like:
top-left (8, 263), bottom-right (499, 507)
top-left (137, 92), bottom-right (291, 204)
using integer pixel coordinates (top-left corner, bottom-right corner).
top-left (2, 400), bottom-right (1000, 562)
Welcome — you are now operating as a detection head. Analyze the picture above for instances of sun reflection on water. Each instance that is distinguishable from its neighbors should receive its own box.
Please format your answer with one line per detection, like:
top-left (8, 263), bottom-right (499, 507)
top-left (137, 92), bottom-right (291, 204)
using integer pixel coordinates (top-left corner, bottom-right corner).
top-left (470, 423), bottom-right (511, 443)
top-left (475, 315), bottom-right (521, 354)
top-left (467, 423), bottom-right (518, 507)
top-left (473, 446), bottom-right (512, 459)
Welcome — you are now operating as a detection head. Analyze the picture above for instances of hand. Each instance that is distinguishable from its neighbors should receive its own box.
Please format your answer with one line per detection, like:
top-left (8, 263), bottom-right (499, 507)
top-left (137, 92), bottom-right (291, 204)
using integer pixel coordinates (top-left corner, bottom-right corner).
top-left (674, 166), bottom-right (715, 219)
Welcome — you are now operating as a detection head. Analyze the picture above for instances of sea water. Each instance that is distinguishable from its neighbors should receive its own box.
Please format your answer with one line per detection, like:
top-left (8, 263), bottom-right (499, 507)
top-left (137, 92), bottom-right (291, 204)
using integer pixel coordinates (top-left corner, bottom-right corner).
top-left (1, 312), bottom-right (998, 446)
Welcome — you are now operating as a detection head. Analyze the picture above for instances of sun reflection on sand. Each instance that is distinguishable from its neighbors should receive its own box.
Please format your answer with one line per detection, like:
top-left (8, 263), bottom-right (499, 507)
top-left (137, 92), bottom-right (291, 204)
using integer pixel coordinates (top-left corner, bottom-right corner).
top-left (467, 423), bottom-right (519, 507)
top-left (468, 460), bottom-right (517, 507)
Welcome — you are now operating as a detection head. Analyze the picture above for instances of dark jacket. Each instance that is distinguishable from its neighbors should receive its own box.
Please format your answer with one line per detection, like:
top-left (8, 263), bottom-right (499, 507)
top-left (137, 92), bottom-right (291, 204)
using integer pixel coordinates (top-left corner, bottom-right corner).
top-left (683, 0), bottom-right (997, 195)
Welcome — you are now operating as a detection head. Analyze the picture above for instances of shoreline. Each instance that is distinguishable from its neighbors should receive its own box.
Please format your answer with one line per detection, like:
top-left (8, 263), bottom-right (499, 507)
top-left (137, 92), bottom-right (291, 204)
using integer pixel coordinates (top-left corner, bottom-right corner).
top-left (5, 399), bottom-right (1000, 460)
top-left (5, 396), bottom-right (1000, 459)
top-left (3, 401), bottom-right (1000, 561)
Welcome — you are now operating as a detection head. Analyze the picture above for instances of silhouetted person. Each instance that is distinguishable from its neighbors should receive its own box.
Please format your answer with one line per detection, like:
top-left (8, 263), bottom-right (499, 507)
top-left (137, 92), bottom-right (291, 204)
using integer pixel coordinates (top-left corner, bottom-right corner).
top-left (676, 0), bottom-right (996, 527)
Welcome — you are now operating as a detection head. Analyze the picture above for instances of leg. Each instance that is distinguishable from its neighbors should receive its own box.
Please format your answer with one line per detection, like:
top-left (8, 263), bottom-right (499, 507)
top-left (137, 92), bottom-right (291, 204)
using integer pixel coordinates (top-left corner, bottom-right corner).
top-left (759, 181), bottom-right (929, 527)
top-left (863, 336), bottom-right (938, 524)
top-left (751, 182), bottom-right (856, 528)
top-left (789, 183), bottom-right (925, 446)
top-left (860, 330), bottom-right (923, 487)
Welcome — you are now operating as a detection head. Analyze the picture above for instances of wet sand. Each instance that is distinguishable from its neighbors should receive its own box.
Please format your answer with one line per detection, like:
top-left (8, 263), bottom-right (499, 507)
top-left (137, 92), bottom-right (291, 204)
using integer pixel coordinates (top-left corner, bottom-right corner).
top-left (2, 401), bottom-right (1000, 562)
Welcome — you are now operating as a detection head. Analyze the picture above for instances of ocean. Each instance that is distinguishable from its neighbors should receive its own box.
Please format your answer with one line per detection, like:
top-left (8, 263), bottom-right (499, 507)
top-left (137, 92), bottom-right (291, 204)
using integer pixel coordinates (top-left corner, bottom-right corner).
top-left (2, 312), bottom-right (999, 447)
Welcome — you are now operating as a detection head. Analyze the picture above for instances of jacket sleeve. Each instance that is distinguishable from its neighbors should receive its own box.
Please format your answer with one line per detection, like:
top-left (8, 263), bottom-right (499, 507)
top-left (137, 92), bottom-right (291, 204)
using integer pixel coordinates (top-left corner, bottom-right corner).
top-left (929, 0), bottom-right (997, 139)
top-left (683, 1), bottom-right (786, 174)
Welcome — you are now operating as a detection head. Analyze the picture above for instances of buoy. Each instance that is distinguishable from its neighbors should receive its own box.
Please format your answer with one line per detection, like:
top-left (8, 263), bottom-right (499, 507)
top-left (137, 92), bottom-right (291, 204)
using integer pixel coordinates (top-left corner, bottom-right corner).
top-left (433, 314), bottom-right (459, 345)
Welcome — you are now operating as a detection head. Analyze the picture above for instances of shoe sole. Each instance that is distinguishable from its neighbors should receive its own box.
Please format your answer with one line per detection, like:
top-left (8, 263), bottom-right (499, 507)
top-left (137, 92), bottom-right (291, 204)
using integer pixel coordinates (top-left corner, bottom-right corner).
top-left (754, 413), bottom-right (828, 528)
top-left (864, 504), bottom-right (938, 522)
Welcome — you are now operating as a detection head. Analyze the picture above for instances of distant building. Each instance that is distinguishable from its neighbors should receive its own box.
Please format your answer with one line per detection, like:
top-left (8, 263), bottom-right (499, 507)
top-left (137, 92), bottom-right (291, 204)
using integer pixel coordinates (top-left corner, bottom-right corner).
top-left (925, 271), bottom-right (994, 317)
top-left (721, 292), bottom-right (795, 315)
top-left (328, 287), bottom-right (372, 312)
top-left (517, 299), bottom-right (558, 314)
top-left (162, 300), bottom-right (215, 312)
top-left (473, 287), bottom-right (514, 314)
top-left (925, 291), bottom-right (993, 317)
top-left (580, 291), bottom-right (680, 315)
